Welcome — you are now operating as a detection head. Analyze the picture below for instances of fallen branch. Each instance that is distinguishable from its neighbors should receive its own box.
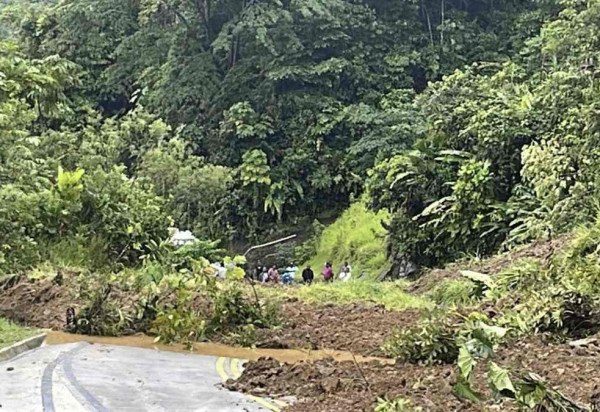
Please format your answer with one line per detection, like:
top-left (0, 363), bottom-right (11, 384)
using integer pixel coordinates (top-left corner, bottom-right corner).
top-left (352, 353), bottom-right (372, 395)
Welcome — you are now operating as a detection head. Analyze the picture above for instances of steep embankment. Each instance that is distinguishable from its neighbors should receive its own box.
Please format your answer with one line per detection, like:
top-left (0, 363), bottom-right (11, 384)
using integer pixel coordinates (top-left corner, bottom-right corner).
top-left (306, 201), bottom-right (389, 278)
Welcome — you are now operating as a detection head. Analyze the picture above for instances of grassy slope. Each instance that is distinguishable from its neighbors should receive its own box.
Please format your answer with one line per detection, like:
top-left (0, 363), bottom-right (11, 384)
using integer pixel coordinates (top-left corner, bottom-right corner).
top-left (307, 201), bottom-right (389, 278)
top-left (258, 280), bottom-right (431, 311)
top-left (0, 318), bottom-right (39, 349)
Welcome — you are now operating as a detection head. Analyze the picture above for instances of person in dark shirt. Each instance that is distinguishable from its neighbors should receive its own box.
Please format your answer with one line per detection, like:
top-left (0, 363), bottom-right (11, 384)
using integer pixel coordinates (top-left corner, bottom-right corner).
top-left (302, 265), bottom-right (314, 285)
top-left (255, 261), bottom-right (264, 281)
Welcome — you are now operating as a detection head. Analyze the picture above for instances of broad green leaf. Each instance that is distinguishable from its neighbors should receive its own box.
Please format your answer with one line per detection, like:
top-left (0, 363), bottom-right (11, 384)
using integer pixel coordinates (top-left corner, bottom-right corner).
top-left (458, 346), bottom-right (476, 379)
top-left (488, 362), bottom-right (515, 395)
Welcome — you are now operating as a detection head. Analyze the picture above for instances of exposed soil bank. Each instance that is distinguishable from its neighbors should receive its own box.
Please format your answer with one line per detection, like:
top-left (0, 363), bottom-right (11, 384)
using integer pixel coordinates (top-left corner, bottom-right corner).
top-left (410, 235), bottom-right (570, 295)
top-left (0, 273), bottom-right (79, 330)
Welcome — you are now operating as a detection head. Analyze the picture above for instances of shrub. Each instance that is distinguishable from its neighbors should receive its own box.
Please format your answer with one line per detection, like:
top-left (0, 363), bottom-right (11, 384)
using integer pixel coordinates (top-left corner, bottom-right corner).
top-left (382, 315), bottom-right (459, 364)
top-left (169, 239), bottom-right (226, 271)
top-left (209, 282), bottom-right (279, 333)
top-left (151, 308), bottom-right (207, 346)
top-left (74, 280), bottom-right (134, 336)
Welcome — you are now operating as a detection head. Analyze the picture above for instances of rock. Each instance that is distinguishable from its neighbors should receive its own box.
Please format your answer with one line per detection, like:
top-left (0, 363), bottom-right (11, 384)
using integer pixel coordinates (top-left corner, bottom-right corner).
top-left (251, 387), bottom-right (267, 395)
top-left (569, 337), bottom-right (597, 348)
top-left (6, 367), bottom-right (14, 372)
top-left (321, 377), bottom-right (340, 393)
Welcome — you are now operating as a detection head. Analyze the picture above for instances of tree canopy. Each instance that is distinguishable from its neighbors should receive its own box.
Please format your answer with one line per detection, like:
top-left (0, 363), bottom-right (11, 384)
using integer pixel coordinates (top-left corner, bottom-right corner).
top-left (1, 0), bottom-right (599, 272)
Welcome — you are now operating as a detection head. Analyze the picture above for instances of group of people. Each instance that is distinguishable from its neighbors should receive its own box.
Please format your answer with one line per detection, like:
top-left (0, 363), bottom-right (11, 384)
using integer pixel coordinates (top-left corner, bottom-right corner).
top-left (253, 261), bottom-right (352, 285)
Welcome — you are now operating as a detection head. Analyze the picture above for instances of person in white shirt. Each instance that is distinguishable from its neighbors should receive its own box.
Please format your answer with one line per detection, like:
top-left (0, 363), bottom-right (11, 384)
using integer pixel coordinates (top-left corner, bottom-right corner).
top-left (217, 262), bottom-right (227, 279)
top-left (339, 262), bottom-right (352, 282)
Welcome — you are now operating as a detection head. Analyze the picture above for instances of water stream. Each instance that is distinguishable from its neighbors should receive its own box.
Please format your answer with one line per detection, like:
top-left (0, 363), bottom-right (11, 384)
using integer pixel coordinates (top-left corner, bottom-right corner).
top-left (45, 331), bottom-right (392, 364)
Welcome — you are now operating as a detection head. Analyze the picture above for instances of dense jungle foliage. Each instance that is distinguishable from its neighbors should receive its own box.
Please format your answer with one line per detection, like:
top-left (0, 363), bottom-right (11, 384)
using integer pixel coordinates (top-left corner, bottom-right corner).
top-left (0, 0), bottom-right (600, 274)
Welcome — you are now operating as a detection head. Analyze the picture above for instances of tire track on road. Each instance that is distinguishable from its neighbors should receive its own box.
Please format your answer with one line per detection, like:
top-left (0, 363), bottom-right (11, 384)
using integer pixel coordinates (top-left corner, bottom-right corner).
top-left (41, 343), bottom-right (108, 412)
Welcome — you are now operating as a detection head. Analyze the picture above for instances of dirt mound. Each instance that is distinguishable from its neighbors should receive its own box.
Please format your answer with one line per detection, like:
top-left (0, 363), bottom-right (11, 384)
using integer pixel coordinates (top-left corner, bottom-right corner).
top-left (255, 300), bottom-right (422, 356)
top-left (410, 235), bottom-right (570, 294)
top-left (0, 272), bottom-right (80, 330)
top-left (227, 335), bottom-right (600, 411)
top-left (226, 357), bottom-right (472, 412)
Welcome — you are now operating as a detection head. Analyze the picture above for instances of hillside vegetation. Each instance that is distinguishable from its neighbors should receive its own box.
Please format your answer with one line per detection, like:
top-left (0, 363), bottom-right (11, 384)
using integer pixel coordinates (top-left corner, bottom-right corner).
top-left (1, 1), bottom-right (600, 410)
top-left (305, 201), bottom-right (389, 278)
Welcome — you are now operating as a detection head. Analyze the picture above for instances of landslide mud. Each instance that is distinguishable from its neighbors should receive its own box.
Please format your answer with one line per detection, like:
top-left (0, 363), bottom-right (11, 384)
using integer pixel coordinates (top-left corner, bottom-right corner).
top-left (0, 273), bottom-right (79, 330)
top-left (226, 357), bottom-right (471, 412)
top-left (0, 272), bottom-right (423, 358)
top-left (255, 299), bottom-right (422, 357)
top-left (410, 235), bottom-right (570, 294)
top-left (228, 334), bottom-right (600, 411)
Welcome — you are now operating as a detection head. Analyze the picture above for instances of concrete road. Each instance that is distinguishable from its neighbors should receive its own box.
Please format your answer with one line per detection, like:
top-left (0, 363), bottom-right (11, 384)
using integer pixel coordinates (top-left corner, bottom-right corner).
top-left (0, 342), bottom-right (275, 412)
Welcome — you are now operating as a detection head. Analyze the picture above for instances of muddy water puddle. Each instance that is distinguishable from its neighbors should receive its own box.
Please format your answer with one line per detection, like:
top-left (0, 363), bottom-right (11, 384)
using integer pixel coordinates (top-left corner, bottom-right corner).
top-left (45, 331), bottom-right (392, 364)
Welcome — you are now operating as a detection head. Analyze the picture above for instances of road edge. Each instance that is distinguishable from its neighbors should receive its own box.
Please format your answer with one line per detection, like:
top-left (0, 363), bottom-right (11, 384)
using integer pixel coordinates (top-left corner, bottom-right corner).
top-left (0, 332), bottom-right (47, 362)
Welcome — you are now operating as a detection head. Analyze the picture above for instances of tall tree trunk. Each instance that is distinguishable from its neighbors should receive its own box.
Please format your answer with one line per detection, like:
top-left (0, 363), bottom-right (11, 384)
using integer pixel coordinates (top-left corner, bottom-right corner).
top-left (421, 0), bottom-right (434, 46)
top-left (440, 0), bottom-right (445, 46)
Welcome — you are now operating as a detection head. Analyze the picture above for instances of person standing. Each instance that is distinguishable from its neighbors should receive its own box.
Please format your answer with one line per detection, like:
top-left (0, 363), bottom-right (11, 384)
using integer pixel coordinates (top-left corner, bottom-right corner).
top-left (268, 265), bottom-right (280, 284)
top-left (339, 261), bottom-right (352, 282)
top-left (322, 262), bottom-right (334, 282)
top-left (217, 261), bottom-right (227, 280)
top-left (302, 265), bottom-right (314, 285)
top-left (282, 262), bottom-right (297, 285)
top-left (255, 261), bottom-right (264, 281)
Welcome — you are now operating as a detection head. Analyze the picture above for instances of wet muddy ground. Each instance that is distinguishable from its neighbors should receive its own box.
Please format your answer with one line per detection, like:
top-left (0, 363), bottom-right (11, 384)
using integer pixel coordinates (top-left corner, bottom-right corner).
top-left (45, 331), bottom-right (392, 365)
top-left (227, 335), bottom-right (600, 411)
top-left (255, 300), bottom-right (423, 356)
top-left (4, 269), bottom-right (600, 411)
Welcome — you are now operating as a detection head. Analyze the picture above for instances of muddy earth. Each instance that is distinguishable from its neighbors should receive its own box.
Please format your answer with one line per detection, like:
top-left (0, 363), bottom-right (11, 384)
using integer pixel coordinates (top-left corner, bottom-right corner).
top-left (0, 272), bottom-right (80, 329)
top-left (226, 357), bottom-right (471, 412)
top-left (256, 300), bottom-right (422, 356)
top-left (227, 334), bottom-right (600, 411)
top-left (409, 235), bottom-right (570, 295)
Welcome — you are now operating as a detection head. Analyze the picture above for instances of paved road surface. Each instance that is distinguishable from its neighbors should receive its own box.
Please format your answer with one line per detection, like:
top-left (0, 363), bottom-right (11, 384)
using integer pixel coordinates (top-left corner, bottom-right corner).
top-left (0, 342), bottom-right (273, 412)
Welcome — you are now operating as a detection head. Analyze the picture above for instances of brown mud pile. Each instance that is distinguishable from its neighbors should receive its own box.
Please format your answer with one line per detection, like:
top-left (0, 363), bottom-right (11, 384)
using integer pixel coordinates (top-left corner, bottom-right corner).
top-left (228, 335), bottom-right (600, 411)
top-left (226, 357), bottom-right (471, 412)
top-left (410, 235), bottom-right (570, 294)
top-left (0, 271), bottom-right (144, 333)
top-left (0, 272), bottom-right (80, 329)
top-left (255, 300), bottom-right (422, 356)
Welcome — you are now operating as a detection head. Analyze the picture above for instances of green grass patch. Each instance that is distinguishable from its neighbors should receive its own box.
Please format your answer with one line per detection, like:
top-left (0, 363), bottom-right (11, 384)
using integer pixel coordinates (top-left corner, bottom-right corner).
top-left (0, 318), bottom-right (39, 349)
top-left (259, 280), bottom-right (431, 311)
top-left (306, 201), bottom-right (389, 278)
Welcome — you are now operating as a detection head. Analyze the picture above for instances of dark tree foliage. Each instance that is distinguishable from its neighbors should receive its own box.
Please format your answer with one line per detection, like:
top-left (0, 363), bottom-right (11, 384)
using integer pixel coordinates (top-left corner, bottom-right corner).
top-left (3, 0), bottom-right (589, 273)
